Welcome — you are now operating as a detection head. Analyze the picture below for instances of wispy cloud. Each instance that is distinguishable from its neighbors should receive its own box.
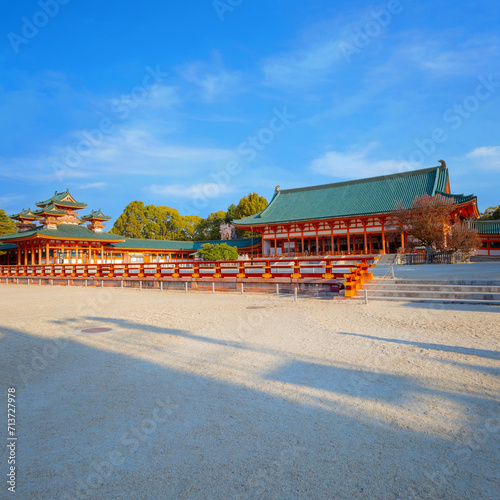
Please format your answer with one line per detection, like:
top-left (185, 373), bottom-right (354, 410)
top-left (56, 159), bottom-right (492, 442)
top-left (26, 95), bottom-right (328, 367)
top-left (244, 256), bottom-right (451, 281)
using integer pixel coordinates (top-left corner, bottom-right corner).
top-left (466, 146), bottom-right (500, 171)
top-left (180, 52), bottom-right (244, 102)
top-left (0, 127), bottom-right (237, 183)
top-left (262, 39), bottom-right (346, 89)
top-left (260, 9), bottom-right (391, 89)
top-left (310, 144), bottom-right (402, 180)
top-left (0, 194), bottom-right (26, 210)
top-left (404, 35), bottom-right (500, 76)
top-left (78, 182), bottom-right (108, 190)
top-left (147, 183), bottom-right (233, 198)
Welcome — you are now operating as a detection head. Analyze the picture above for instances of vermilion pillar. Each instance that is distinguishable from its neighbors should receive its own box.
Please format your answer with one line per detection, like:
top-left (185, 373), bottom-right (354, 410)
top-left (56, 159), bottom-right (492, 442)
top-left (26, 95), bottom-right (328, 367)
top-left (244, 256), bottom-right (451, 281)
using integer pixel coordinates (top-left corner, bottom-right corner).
top-left (380, 218), bottom-right (386, 254)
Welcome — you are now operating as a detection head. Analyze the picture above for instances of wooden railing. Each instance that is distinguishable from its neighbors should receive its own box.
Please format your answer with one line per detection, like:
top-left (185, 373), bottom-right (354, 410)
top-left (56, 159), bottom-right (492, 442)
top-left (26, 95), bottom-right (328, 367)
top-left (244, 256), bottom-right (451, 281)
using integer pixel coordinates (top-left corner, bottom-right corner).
top-left (0, 256), bottom-right (377, 297)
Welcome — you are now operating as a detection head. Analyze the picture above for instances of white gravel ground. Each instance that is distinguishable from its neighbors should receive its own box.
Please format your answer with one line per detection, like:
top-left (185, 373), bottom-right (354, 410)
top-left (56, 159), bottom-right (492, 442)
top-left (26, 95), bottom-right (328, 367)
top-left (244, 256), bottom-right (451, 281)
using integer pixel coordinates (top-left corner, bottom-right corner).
top-left (0, 284), bottom-right (499, 499)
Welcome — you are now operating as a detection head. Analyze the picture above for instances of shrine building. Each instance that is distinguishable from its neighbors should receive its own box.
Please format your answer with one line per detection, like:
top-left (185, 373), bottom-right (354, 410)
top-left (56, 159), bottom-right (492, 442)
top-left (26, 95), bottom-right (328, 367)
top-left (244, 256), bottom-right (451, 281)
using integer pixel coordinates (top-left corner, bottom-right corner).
top-left (233, 164), bottom-right (498, 257)
top-left (1, 164), bottom-right (498, 264)
top-left (0, 190), bottom-right (260, 265)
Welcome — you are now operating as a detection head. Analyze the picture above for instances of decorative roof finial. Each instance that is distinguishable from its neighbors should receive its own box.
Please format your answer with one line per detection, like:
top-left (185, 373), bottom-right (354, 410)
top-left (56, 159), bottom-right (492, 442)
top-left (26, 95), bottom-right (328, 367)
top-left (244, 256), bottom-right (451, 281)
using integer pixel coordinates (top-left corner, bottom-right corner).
top-left (275, 185), bottom-right (280, 193)
top-left (438, 159), bottom-right (446, 168)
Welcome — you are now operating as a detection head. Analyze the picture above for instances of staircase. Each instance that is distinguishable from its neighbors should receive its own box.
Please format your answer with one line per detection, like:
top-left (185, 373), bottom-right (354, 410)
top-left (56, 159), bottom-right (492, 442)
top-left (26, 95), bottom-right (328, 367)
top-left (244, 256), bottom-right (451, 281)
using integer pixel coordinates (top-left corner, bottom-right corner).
top-left (356, 278), bottom-right (500, 305)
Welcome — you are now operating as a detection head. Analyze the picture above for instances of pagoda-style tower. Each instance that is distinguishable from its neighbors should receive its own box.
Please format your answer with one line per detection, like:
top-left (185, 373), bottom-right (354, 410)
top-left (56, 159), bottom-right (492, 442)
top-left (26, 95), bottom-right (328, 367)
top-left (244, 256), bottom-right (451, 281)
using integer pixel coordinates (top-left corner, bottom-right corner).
top-left (80, 209), bottom-right (112, 233)
top-left (10, 208), bottom-right (42, 232)
top-left (33, 190), bottom-right (87, 228)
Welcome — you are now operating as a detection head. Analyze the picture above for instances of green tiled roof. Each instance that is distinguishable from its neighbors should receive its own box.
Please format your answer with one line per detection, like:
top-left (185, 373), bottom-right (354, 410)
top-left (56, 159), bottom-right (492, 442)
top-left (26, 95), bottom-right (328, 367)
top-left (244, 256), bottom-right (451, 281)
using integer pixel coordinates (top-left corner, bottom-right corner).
top-left (33, 203), bottom-right (70, 216)
top-left (471, 220), bottom-right (500, 235)
top-left (111, 237), bottom-right (261, 251)
top-left (10, 208), bottom-right (42, 220)
top-left (234, 166), bottom-right (470, 226)
top-left (0, 224), bottom-right (125, 242)
top-left (435, 191), bottom-right (477, 204)
top-left (81, 209), bottom-right (112, 221)
top-left (0, 242), bottom-right (17, 250)
top-left (36, 190), bottom-right (87, 209)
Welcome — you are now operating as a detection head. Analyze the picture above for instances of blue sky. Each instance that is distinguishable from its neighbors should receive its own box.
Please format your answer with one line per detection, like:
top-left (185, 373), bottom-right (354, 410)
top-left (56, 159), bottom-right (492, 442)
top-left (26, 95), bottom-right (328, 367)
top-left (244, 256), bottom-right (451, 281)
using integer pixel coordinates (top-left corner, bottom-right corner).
top-left (1, 0), bottom-right (499, 225)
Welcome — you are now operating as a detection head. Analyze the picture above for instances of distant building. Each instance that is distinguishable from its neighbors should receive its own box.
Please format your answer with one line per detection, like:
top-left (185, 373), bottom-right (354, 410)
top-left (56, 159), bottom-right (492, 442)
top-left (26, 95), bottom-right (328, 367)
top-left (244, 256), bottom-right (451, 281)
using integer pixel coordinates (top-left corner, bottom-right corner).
top-left (0, 190), bottom-right (260, 265)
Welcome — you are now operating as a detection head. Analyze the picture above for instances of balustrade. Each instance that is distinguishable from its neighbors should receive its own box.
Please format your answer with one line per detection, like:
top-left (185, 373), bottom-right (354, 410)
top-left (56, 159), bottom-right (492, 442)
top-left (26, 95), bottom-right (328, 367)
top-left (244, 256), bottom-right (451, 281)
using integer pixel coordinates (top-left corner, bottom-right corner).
top-left (0, 256), bottom-right (377, 297)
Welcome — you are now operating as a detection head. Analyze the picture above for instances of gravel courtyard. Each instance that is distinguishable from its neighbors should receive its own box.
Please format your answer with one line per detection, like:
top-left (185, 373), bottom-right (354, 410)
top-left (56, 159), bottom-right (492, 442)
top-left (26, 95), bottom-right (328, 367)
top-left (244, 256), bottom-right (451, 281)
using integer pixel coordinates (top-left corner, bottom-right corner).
top-left (1, 284), bottom-right (499, 499)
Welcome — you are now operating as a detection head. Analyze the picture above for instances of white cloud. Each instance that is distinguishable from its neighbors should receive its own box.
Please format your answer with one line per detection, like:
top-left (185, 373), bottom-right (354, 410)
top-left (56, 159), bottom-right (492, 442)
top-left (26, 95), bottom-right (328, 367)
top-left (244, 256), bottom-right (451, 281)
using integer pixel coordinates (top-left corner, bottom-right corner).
top-left (310, 145), bottom-right (403, 180)
top-left (0, 127), bottom-right (237, 183)
top-left (78, 182), bottom-right (108, 190)
top-left (262, 39), bottom-right (347, 89)
top-left (180, 54), bottom-right (243, 102)
top-left (147, 183), bottom-right (233, 199)
top-left (466, 146), bottom-right (500, 171)
top-left (0, 194), bottom-right (26, 210)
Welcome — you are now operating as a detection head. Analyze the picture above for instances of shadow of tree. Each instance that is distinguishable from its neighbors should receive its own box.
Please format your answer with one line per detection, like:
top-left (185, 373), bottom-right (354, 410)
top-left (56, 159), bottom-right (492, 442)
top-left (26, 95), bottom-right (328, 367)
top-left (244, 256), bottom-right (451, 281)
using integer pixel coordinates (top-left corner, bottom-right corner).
top-left (336, 331), bottom-right (500, 360)
top-left (0, 321), bottom-right (498, 500)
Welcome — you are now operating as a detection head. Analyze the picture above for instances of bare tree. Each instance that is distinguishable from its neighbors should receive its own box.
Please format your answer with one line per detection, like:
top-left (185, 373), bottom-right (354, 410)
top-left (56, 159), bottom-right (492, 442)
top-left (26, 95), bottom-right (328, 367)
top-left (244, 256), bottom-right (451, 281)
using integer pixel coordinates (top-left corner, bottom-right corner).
top-left (393, 194), bottom-right (455, 260)
top-left (447, 220), bottom-right (482, 261)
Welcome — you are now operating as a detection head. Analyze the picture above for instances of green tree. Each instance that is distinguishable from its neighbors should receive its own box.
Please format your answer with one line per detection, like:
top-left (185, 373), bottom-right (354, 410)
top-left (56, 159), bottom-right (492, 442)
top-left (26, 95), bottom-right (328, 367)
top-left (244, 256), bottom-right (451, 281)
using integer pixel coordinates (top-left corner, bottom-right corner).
top-left (111, 202), bottom-right (201, 240)
top-left (232, 193), bottom-right (268, 238)
top-left (194, 211), bottom-right (226, 240)
top-left (197, 243), bottom-right (238, 261)
top-left (234, 193), bottom-right (268, 219)
top-left (225, 203), bottom-right (237, 223)
top-left (0, 209), bottom-right (16, 235)
top-left (110, 201), bottom-right (147, 238)
top-left (180, 214), bottom-right (203, 240)
top-left (0, 209), bottom-right (16, 257)
top-left (142, 205), bottom-right (184, 240)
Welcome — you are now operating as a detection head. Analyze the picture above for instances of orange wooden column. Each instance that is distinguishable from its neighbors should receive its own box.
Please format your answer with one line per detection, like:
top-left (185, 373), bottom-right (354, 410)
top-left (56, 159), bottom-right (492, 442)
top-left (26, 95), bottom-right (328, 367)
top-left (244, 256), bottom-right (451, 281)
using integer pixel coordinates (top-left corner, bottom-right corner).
top-left (329, 222), bottom-right (334, 255)
top-left (363, 220), bottom-right (368, 254)
top-left (346, 220), bottom-right (351, 255)
top-left (380, 217), bottom-right (386, 254)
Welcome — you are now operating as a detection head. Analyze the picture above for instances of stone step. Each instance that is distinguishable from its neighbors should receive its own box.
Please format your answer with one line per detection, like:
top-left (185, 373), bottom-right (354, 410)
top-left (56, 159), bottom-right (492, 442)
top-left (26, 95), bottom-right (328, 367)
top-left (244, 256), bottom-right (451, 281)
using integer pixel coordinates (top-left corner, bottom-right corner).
top-left (364, 284), bottom-right (500, 293)
top-left (357, 289), bottom-right (500, 300)
top-left (353, 295), bottom-right (500, 306)
top-left (369, 279), bottom-right (500, 286)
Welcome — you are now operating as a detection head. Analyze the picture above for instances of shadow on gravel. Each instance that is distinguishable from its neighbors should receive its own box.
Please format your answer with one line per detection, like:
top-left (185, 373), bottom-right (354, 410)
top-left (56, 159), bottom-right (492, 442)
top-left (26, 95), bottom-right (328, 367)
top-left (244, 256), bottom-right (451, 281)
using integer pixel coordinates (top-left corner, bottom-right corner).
top-left (335, 331), bottom-right (500, 361)
top-left (1, 319), bottom-right (498, 500)
top-left (401, 302), bottom-right (500, 313)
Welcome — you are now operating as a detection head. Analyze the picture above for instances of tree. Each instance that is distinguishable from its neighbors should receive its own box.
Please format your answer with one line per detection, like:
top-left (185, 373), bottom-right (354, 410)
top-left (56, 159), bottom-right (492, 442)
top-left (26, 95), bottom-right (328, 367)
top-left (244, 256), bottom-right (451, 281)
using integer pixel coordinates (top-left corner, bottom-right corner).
top-left (479, 205), bottom-right (500, 220)
top-left (180, 215), bottom-right (203, 240)
top-left (0, 209), bottom-right (16, 257)
top-left (225, 203), bottom-right (237, 223)
top-left (194, 211), bottom-right (226, 240)
top-left (234, 193), bottom-right (268, 219)
top-left (393, 194), bottom-right (482, 261)
top-left (220, 223), bottom-right (236, 240)
top-left (393, 194), bottom-right (455, 261)
top-left (197, 243), bottom-right (238, 261)
top-left (110, 201), bottom-right (147, 238)
top-left (0, 209), bottom-right (16, 235)
top-left (111, 202), bottom-right (201, 240)
top-left (232, 193), bottom-right (268, 238)
top-left (447, 220), bottom-right (482, 260)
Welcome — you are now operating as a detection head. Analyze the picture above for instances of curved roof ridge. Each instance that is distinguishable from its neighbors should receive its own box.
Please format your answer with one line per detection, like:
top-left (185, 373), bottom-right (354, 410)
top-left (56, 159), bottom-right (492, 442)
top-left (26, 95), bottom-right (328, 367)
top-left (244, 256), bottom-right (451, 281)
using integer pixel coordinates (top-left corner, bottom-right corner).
top-left (280, 166), bottom-right (440, 194)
